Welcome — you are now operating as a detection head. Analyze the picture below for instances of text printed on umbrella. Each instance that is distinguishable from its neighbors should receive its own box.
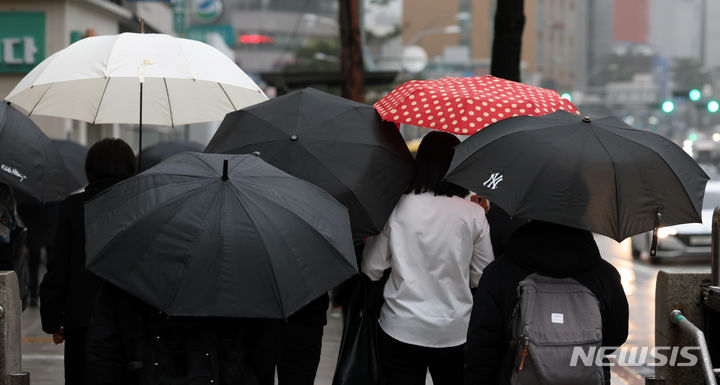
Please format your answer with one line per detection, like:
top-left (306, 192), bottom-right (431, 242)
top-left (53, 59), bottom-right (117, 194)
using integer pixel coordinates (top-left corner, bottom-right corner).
top-left (1, 164), bottom-right (27, 182)
top-left (483, 173), bottom-right (503, 190)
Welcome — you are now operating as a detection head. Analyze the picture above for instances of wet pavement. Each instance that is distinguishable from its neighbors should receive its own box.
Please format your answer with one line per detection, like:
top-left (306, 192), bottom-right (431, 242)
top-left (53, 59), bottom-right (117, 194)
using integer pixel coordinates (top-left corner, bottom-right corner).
top-left (594, 234), bottom-right (712, 384)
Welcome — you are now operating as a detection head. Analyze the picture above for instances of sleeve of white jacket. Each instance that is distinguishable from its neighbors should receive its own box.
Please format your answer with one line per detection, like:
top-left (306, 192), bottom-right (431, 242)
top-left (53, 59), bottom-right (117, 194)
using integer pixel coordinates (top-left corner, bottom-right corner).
top-left (470, 206), bottom-right (494, 288)
top-left (361, 225), bottom-right (391, 281)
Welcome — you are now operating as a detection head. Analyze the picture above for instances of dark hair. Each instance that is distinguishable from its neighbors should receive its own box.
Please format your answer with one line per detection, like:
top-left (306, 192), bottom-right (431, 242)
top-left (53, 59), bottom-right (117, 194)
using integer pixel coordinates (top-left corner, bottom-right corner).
top-left (406, 131), bottom-right (469, 198)
top-left (85, 138), bottom-right (137, 183)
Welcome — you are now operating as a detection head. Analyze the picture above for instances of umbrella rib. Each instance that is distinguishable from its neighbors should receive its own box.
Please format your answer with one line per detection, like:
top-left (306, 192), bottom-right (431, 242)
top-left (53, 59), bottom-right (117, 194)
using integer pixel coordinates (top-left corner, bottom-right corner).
top-left (218, 83), bottom-right (237, 111)
top-left (92, 77), bottom-right (111, 125)
top-left (231, 182), bottom-right (355, 316)
top-left (586, 125), bottom-right (621, 240)
top-left (163, 78), bottom-right (174, 128)
top-left (27, 83), bottom-right (54, 117)
top-left (225, 185), bottom-right (288, 315)
top-left (593, 124), bottom-right (706, 225)
top-left (167, 182), bottom-right (224, 315)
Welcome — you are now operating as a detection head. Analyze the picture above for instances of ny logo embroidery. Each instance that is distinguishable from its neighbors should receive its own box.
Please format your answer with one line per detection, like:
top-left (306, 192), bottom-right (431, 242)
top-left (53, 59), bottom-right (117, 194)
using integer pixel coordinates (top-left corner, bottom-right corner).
top-left (483, 173), bottom-right (503, 190)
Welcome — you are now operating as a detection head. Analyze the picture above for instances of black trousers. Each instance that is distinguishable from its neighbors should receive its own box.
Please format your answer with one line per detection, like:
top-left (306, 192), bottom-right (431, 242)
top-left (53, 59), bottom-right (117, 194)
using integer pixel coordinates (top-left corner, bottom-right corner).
top-left (276, 320), bottom-right (324, 384)
top-left (254, 295), bottom-right (328, 385)
top-left (64, 328), bottom-right (87, 385)
top-left (378, 328), bottom-right (464, 385)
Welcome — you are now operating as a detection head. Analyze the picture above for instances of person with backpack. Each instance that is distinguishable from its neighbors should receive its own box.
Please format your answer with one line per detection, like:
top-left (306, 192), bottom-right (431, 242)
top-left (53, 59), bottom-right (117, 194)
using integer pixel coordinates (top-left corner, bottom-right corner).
top-left (464, 220), bottom-right (629, 385)
top-left (362, 131), bottom-right (494, 385)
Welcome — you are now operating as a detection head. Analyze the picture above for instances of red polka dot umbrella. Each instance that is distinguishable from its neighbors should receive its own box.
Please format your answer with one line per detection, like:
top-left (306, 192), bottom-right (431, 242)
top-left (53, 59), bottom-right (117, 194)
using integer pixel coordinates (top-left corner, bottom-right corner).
top-left (374, 76), bottom-right (580, 135)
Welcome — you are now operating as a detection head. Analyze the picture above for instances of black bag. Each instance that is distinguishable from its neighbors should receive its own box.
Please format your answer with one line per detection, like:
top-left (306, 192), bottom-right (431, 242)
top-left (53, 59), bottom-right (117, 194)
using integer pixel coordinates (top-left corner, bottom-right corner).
top-left (332, 274), bottom-right (385, 385)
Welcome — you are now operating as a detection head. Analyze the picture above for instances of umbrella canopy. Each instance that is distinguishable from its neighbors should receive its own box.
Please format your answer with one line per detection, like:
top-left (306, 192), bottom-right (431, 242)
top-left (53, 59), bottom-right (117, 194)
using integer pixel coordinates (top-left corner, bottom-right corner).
top-left (0, 102), bottom-right (73, 202)
top-left (445, 111), bottom-right (709, 241)
top-left (51, 139), bottom-right (88, 192)
top-left (138, 141), bottom-right (204, 172)
top-left (204, 88), bottom-right (415, 240)
top-left (85, 152), bottom-right (357, 318)
top-left (374, 75), bottom-right (579, 135)
top-left (5, 33), bottom-right (267, 126)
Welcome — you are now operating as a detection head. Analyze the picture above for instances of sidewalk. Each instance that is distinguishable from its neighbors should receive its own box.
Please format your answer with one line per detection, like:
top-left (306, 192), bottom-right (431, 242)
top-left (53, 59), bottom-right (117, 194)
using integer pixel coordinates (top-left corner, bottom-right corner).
top-left (21, 306), bottom-right (630, 384)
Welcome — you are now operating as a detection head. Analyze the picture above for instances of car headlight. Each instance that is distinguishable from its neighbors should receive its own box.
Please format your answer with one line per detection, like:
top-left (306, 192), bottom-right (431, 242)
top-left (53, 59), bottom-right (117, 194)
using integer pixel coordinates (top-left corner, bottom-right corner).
top-left (658, 227), bottom-right (678, 239)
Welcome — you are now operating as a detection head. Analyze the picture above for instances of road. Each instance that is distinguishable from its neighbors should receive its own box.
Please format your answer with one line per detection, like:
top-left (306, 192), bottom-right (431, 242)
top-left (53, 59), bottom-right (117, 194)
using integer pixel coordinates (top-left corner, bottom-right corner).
top-left (19, 235), bottom-right (707, 384)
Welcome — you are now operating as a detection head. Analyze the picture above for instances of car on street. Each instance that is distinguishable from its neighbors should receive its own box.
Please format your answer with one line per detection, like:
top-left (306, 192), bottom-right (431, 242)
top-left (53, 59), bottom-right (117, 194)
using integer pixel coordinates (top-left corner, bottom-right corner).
top-left (630, 181), bottom-right (720, 264)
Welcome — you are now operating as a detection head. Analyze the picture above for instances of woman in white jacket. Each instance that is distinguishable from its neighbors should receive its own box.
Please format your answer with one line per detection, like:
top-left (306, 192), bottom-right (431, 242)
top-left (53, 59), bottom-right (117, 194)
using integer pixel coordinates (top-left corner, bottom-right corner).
top-left (362, 131), bottom-right (494, 385)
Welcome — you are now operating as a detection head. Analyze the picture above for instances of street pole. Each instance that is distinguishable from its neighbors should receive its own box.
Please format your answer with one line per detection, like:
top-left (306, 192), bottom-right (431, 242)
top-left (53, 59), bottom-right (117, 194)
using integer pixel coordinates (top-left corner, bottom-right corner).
top-left (339, 0), bottom-right (365, 102)
top-left (490, 0), bottom-right (525, 82)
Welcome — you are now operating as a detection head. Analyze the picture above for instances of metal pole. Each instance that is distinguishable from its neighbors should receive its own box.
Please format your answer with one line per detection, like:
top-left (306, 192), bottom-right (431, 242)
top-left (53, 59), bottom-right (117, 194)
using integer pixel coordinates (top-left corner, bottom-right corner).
top-left (137, 83), bottom-right (143, 171)
top-left (669, 310), bottom-right (718, 385)
top-left (712, 207), bottom-right (720, 286)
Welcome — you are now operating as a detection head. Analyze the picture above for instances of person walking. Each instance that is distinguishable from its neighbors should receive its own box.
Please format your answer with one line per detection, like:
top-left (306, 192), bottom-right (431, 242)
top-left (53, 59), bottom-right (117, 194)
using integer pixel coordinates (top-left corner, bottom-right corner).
top-left (39, 138), bottom-right (137, 385)
top-left (361, 131), bottom-right (494, 385)
top-left (464, 220), bottom-right (629, 385)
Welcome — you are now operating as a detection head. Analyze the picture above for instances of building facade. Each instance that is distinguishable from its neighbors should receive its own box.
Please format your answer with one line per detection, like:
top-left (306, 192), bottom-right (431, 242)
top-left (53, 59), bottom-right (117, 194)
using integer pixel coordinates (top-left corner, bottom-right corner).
top-left (0, 0), bottom-right (172, 147)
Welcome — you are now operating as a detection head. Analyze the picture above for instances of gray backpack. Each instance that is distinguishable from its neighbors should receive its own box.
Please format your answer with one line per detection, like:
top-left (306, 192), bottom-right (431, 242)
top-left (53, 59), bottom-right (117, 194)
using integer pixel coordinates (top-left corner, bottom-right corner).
top-left (510, 273), bottom-right (604, 385)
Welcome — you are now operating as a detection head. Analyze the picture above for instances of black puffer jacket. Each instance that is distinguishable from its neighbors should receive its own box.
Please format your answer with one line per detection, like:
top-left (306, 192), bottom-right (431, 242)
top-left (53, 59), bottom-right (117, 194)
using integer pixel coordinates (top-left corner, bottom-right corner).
top-left (464, 221), bottom-right (629, 385)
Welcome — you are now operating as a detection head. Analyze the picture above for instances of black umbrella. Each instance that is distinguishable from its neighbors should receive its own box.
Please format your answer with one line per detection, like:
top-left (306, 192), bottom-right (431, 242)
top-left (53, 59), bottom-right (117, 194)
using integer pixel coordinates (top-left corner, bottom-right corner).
top-left (85, 152), bottom-right (357, 318)
top-left (138, 141), bottom-right (205, 172)
top-left (204, 88), bottom-right (414, 240)
top-left (51, 139), bottom-right (88, 191)
top-left (0, 102), bottom-right (73, 202)
top-left (445, 111), bottom-right (709, 242)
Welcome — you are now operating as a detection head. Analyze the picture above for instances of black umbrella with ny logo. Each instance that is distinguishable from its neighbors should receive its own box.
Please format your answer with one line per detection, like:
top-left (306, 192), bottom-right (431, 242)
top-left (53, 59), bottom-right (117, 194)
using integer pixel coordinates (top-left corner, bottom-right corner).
top-left (445, 111), bottom-right (709, 243)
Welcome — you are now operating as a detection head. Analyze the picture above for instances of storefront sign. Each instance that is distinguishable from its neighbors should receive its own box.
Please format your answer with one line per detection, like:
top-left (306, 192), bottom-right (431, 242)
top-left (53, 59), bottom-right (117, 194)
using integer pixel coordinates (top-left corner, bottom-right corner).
top-left (0, 12), bottom-right (45, 74)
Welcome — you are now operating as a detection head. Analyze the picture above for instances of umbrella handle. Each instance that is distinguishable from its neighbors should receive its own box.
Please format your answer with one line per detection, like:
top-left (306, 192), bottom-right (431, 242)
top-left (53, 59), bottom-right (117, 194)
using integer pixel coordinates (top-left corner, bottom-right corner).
top-left (222, 159), bottom-right (228, 181)
top-left (650, 209), bottom-right (662, 257)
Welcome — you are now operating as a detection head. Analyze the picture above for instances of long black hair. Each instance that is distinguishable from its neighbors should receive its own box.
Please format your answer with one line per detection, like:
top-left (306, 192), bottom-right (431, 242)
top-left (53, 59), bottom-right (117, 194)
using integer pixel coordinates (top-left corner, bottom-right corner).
top-left (406, 131), bottom-right (469, 198)
top-left (85, 138), bottom-right (137, 183)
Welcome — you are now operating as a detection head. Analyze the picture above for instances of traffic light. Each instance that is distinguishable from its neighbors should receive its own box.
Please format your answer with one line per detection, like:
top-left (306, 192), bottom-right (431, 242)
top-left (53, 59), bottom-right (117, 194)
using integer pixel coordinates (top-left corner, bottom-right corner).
top-left (708, 100), bottom-right (720, 113)
top-left (689, 89), bottom-right (702, 101)
top-left (560, 92), bottom-right (572, 102)
top-left (661, 100), bottom-right (675, 113)
top-left (689, 133), bottom-right (699, 141)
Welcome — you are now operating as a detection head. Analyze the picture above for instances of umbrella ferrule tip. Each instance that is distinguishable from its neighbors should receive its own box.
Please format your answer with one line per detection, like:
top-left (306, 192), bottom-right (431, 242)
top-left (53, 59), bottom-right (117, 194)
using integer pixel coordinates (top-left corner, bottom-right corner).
top-left (582, 116), bottom-right (591, 123)
top-left (290, 134), bottom-right (298, 141)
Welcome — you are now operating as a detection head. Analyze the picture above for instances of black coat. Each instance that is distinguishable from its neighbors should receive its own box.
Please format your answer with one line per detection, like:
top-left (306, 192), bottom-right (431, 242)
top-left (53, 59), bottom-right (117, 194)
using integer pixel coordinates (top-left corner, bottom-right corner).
top-left (464, 221), bottom-right (629, 385)
top-left (39, 179), bottom-right (119, 333)
top-left (87, 283), bottom-right (263, 385)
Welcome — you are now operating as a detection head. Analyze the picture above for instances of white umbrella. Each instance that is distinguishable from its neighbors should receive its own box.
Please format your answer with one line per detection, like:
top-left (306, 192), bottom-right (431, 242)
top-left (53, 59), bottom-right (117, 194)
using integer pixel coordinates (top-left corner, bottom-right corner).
top-left (5, 32), bottom-right (267, 156)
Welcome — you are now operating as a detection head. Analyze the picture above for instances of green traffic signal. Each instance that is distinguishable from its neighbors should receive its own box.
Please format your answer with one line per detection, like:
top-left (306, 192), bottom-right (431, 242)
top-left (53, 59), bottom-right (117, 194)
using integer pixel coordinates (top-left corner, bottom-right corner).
top-left (689, 89), bottom-right (702, 101)
top-left (661, 100), bottom-right (675, 113)
top-left (708, 100), bottom-right (720, 113)
top-left (560, 92), bottom-right (572, 102)
top-left (689, 133), bottom-right (698, 141)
